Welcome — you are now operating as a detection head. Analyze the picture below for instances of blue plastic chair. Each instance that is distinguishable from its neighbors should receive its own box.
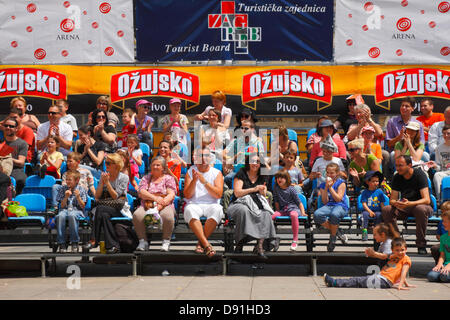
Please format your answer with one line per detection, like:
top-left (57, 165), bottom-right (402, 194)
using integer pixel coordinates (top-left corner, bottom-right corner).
top-left (110, 194), bottom-right (136, 224)
top-left (441, 176), bottom-right (450, 203)
top-left (10, 176), bottom-right (16, 188)
top-left (317, 194), bottom-right (352, 223)
top-left (22, 175), bottom-right (56, 204)
top-left (307, 128), bottom-right (317, 141)
top-left (274, 193), bottom-right (308, 224)
top-left (9, 193), bottom-right (47, 226)
top-left (356, 193), bottom-right (389, 226)
top-left (140, 142), bottom-right (151, 172)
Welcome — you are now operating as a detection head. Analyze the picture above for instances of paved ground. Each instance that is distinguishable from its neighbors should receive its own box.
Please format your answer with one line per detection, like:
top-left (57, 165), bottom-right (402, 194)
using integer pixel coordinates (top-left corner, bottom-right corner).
top-left (0, 241), bottom-right (449, 300)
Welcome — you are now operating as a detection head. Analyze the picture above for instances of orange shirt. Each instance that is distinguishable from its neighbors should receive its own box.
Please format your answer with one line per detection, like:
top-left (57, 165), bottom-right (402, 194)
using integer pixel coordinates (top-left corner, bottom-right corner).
top-left (417, 113), bottom-right (444, 141)
top-left (380, 254), bottom-right (411, 284)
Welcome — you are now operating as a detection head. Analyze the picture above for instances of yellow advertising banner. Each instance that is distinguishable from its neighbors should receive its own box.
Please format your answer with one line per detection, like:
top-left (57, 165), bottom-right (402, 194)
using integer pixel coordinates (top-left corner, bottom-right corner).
top-left (0, 64), bottom-right (448, 115)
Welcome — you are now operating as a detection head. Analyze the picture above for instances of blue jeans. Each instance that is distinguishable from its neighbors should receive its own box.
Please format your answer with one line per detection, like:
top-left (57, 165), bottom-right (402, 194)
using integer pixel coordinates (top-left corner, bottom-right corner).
top-left (335, 275), bottom-right (391, 288)
top-left (52, 184), bottom-right (62, 207)
top-left (314, 205), bottom-right (348, 226)
top-left (56, 209), bottom-right (84, 244)
top-left (224, 171), bottom-right (236, 189)
top-left (79, 165), bottom-right (102, 180)
top-left (361, 211), bottom-right (382, 229)
top-left (427, 270), bottom-right (450, 283)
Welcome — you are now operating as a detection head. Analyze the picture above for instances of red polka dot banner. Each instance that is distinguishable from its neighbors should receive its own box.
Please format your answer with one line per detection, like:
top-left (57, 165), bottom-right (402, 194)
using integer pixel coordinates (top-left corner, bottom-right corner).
top-left (0, 0), bottom-right (133, 63)
top-left (335, 0), bottom-right (450, 63)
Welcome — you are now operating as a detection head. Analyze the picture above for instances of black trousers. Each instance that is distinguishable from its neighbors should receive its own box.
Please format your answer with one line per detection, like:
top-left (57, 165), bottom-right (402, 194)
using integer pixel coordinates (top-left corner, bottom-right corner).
top-left (93, 205), bottom-right (122, 249)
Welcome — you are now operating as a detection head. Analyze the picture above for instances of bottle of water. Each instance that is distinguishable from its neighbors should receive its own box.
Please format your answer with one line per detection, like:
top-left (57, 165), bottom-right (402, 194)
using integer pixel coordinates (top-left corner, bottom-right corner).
top-left (68, 197), bottom-right (74, 212)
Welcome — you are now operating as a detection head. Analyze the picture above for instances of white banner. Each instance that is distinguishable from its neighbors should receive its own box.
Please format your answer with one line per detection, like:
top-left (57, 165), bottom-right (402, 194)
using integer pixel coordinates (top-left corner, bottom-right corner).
top-left (0, 0), bottom-right (134, 64)
top-left (335, 0), bottom-right (450, 64)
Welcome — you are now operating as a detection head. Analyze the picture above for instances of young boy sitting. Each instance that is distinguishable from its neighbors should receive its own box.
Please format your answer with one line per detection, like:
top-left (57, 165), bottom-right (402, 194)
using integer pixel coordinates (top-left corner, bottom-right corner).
top-left (360, 171), bottom-right (387, 241)
top-left (117, 108), bottom-right (136, 149)
top-left (427, 209), bottom-right (450, 283)
top-left (50, 152), bottom-right (96, 213)
top-left (324, 237), bottom-right (416, 290)
top-left (55, 170), bottom-right (88, 253)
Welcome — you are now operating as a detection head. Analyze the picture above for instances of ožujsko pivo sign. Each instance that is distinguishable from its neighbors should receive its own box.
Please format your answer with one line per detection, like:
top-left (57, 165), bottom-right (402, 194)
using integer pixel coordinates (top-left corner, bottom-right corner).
top-left (242, 69), bottom-right (332, 111)
top-left (375, 68), bottom-right (450, 110)
top-left (110, 68), bottom-right (200, 108)
top-left (0, 68), bottom-right (67, 100)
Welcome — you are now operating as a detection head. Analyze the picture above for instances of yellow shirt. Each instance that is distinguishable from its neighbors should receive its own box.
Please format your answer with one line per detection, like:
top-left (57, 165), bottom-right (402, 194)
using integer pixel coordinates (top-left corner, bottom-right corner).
top-left (45, 151), bottom-right (64, 176)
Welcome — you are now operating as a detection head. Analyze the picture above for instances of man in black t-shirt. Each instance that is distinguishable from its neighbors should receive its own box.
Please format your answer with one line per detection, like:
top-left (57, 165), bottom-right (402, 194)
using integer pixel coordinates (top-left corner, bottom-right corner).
top-left (4, 117), bottom-right (28, 194)
top-left (381, 155), bottom-right (434, 254)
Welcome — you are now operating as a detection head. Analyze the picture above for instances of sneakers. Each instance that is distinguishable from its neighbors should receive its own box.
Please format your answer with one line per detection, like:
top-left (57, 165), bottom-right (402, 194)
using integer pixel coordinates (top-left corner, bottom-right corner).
top-left (323, 273), bottom-right (336, 287)
top-left (336, 228), bottom-right (349, 244)
top-left (136, 239), bottom-right (149, 251)
top-left (362, 229), bottom-right (368, 241)
top-left (161, 240), bottom-right (170, 252)
top-left (327, 236), bottom-right (336, 252)
top-left (59, 245), bottom-right (66, 254)
top-left (290, 242), bottom-right (298, 252)
top-left (71, 243), bottom-right (79, 253)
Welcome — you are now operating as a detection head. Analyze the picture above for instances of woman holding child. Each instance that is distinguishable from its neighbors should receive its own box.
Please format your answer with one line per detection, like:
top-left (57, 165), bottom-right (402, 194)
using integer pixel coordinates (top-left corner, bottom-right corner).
top-left (132, 156), bottom-right (177, 252)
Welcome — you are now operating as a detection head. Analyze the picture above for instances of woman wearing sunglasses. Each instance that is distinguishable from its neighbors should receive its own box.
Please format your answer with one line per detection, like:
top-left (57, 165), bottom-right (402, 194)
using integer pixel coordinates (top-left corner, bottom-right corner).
top-left (85, 153), bottom-right (129, 253)
top-left (348, 138), bottom-right (381, 187)
top-left (91, 109), bottom-right (117, 154)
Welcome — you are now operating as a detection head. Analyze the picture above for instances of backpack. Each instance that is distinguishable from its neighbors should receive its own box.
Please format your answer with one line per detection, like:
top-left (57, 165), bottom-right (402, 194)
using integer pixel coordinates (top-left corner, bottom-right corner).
top-left (114, 223), bottom-right (139, 253)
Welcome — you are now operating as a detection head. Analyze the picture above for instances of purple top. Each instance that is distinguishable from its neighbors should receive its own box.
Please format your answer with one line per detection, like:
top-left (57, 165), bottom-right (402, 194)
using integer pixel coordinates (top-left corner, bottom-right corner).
top-left (385, 116), bottom-right (424, 151)
top-left (135, 115), bottom-right (154, 139)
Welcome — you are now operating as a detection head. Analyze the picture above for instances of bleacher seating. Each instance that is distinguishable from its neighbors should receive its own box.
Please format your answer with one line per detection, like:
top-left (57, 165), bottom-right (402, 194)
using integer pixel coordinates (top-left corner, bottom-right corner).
top-left (8, 193), bottom-right (47, 227)
top-left (22, 175), bottom-right (56, 205)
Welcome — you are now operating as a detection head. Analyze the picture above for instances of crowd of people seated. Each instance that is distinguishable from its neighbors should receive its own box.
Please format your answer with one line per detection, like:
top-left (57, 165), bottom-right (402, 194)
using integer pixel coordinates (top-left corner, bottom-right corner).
top-left (0, 92), bottom-right (449, 277)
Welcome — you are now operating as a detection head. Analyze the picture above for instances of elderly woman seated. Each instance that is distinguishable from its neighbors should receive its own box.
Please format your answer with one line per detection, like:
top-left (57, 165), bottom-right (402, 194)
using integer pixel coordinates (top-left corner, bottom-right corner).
top-left (183, 147), bottom-right (224, 257)
top-left (226, 152), bottom-right (278, 259)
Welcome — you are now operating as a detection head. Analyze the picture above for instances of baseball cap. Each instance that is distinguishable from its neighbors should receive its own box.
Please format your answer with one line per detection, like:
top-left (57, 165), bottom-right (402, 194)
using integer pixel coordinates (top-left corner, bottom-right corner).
top-left (364, 170), bottom-right (384, 183)
top-left (136, 99), bottom-right (152, 107)
top-left (405, 122), bottom-right (420, 131)
top-left (169, 98), bottom-right (181, 104)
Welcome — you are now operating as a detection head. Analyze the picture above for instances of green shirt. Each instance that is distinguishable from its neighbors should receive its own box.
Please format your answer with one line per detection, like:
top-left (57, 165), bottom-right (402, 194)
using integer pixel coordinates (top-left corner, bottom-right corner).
top-left (440, 233), bottom-right (450, 266)
top-left (349, 154), bottom-right (379, 173)
top-left (394, 141), bottom-right (425, 156)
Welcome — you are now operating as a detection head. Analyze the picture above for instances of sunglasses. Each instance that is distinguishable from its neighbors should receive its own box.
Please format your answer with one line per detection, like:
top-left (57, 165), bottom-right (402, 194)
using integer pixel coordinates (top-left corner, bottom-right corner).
top-left (241, 114), bottom-right (250, 119)
top-left (4, 124), bottom-right (16, 129)
top-left (241, 127), bottom-right (251, 131)
top-left (48, 111), bottom-right (59, 115)
top-left (96, 115), bottom-right (106, 119)
top-left (140, 104), bottom-right (150, 109)
top-left (97, 102), bottom-right (108, 106)
top-left (348, 148), bottom-right (360, 152)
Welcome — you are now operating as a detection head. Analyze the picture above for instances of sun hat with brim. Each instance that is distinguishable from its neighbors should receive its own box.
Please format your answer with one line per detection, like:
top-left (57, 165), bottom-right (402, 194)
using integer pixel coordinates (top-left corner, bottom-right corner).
top-left (136, 99), bottom-right (152, 107)
top-left (405, 122), bottom-right (420, 131)
top-left (319, 119), bottom-right (334, 128)
top-left (361, 125), bottom-right (376, 134)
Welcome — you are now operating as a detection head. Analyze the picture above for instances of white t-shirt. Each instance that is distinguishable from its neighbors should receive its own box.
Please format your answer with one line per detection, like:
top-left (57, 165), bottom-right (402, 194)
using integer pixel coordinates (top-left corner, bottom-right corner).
top-left (185, 166), bottom-right (221, 205)
top-left (36, 121), bottom-right (73, 156)
top-left (311, 157), bottom-right (345, 178)
top-left (204, 105), bottom-right (232, 126)
top-left (61, 114), bottom-right (78, 132)
top-left (378, 239), bottom-right (392, 255)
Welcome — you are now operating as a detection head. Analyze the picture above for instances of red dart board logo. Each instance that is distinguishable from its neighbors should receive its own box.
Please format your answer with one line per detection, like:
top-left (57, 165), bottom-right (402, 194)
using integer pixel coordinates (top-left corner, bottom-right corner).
top-left (438, 2), bottom-right (450, 13)
top-left (60, 18), bottom-right (75, 32)
top-left (396, 17), bottom-right (411, 32)
top-left (34, 48), bottom-right (46, 60)
top-left (368, 47), bottom-right (380, 58)
top-left (99, 2), bottom-right (111, 14)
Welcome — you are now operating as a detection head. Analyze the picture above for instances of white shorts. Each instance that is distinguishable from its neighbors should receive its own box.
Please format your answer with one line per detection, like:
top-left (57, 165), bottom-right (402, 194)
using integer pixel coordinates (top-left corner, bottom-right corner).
top-left (184, 203), bottom-right (223, 224)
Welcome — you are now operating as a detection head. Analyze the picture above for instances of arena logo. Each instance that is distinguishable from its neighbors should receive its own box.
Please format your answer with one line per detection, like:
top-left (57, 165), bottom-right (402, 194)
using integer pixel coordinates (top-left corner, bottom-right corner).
top-left (208, 1), bottom-right (261, 54)
top-left (56, 4), bottom-right (82, 40)
top-left (0, 68), bottom-right (67, 100)
top-left (375, 68), bottom-right (450, 104)
top-left (242, 69), bottom-right (332, 109)
top-left (392, 17), bottom-right (415, 40)
top-left (110, 69), bottom-right (200, 104)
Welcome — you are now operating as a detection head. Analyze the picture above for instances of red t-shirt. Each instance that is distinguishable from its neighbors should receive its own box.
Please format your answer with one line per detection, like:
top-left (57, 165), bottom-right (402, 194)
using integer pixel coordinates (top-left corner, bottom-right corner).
top-left (417, 113), bottom-right (444, 141)
top-left (118, 124), bottom-right (137, 149)
top-left (16, 125), bottom-right (35, 162)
